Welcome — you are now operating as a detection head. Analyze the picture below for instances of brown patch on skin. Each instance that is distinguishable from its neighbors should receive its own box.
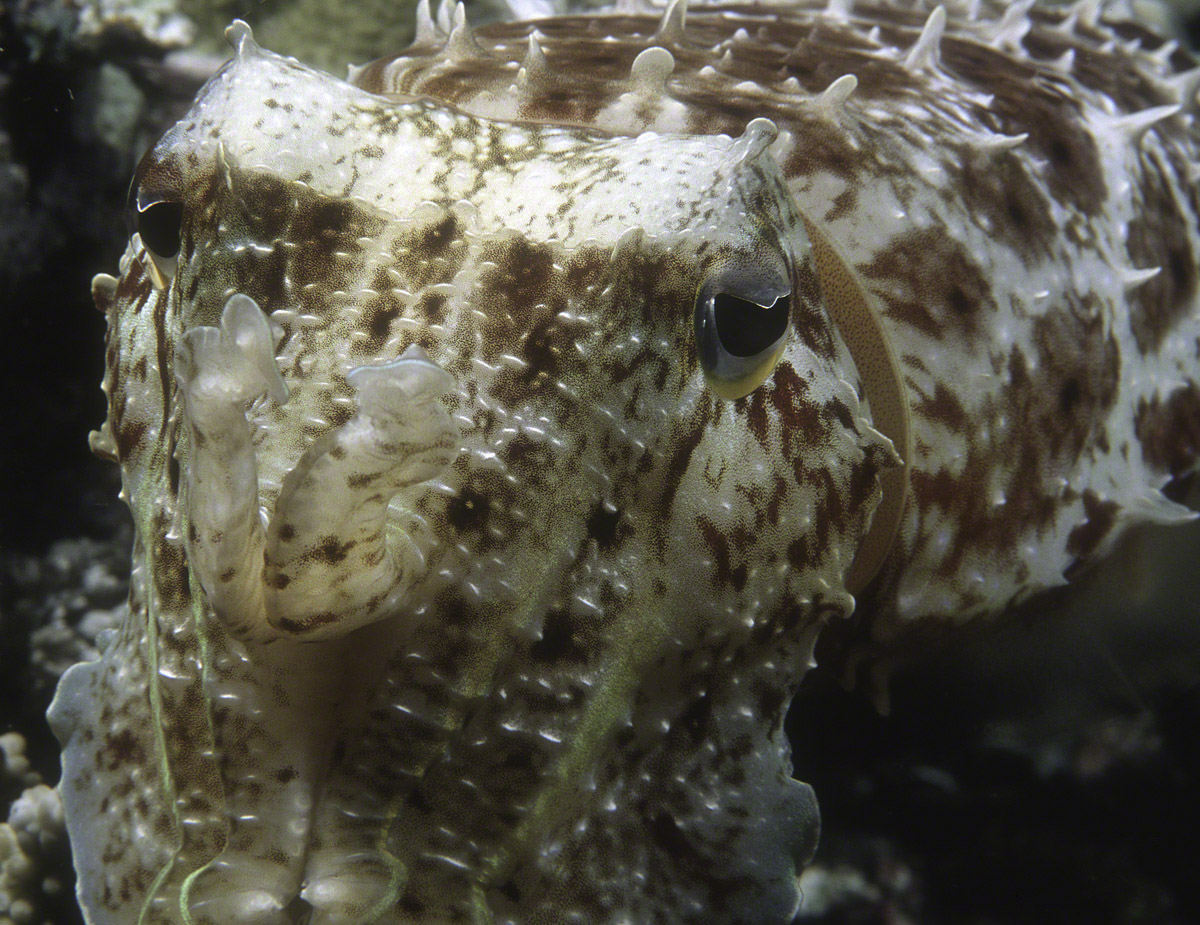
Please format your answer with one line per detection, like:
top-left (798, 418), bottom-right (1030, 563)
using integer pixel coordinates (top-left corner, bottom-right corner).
top-left (912, 437), bottom-right (1054, 580)
top-left (954, 145), bottom-right (1059, 260)
top-left (152, 536), bottom-right (191, 610)
top-left (474, 236), bottom-right (601, 406)
top-left (285, 198), bottom-right (376, 285)
top-left (753, 362), bottom-right (824, 458)
top-left (790, 256), bottom-right (836, 360)
top-left (1026, 302), bottom-right (1120, 464)
top-left (913, 381), bottom-right (969, 433)
top-left (825, 395), bottom-right (856, 432)
top-left (499, 434), bottom-right (561, 488)
top-left (113, 419), bottom-right (147, 463)
top-left (607, 346), bottom-right (662, 390)
top-left (357, 268), bottom-right (406, 354)
top-left (657, 403), bottom-right (711, 519)
top-left (1136, 384), bottom-right (1200, 478)
top-left (166, 449), bottom-right (180, 498)
top-left (845, 450), bottom-right (880, 514)
top-left (519, 314), bottom-right (588, 394)
top-left (482, 244), bottom-right (633, 415)
top-left (438, 465), bottom-right (525, 552)
top-left (178, 166), bottom-right (386, 327)
top-left (1127, 160), bottom-right (1198, 354)
top-left (1058, 377), bottom-right (1082, 416)
top-left (941, 36), bottom-right (1107, 217)
top-left (737, 391), bottom-right (769, 448)
top-left (907, 292), bottom-right (1121, 579)
top-left (862, 228), bottom-right (996, 344)
top-left (697, 517), bottom-right (734, 589)
top-left (417, 212), bottom-right (458, 255)
top-left (585, 503), bottom-right (623, 549)
top-left (113, 258), bottom-right (155, 313)
top-left (528, 608), bottom-right (589, 663)
top-left (312, 535), bottom-right (355, 564)
top-left (824, 185), bottom-right (858, 224)
top-left (804, 470), bottom-right (841, 561)
top-left (390, 212), bottom-right (469, 291)
top-left (763, 475), bottom-right (790, 528)
top-left (752, 677), bottom-right (789, 727)
top-left (414, 291), bottom-right (448, 325)
top-left (101, 730), bottom-right (145, 771)
top-left (446, 487), bottom-right (489, 532)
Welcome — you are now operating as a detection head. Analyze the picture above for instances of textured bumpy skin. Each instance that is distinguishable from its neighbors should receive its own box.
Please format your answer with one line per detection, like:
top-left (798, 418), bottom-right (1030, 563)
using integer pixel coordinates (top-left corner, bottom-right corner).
top-left (48, 1), bottom-right (1200, 922)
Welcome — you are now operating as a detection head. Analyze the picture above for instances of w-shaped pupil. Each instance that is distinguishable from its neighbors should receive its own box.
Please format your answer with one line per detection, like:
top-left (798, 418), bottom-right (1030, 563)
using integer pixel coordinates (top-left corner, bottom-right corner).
top-left (714, 292), bottom-right (790, 357)
top-left (138, 201), bottom-right (183, 258)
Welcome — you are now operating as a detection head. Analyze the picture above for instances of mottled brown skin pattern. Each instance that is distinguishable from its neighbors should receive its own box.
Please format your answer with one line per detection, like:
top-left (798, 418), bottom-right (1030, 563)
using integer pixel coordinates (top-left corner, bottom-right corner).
top-left (55, 20), bottom-right (890, 922)
top-left (48, 2), bottom-right (1200, 923)
top-left (362, 0), bottom-right (1200, 651)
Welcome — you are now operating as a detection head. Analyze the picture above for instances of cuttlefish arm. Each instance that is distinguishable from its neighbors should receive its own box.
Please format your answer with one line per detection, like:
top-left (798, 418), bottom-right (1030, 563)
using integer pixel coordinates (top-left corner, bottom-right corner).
top-left (175, 293), bottom-right (458, 642)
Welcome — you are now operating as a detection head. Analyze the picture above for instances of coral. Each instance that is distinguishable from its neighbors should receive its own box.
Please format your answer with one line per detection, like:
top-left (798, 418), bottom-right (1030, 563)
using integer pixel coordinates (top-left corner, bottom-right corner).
top-left (0, 738), bottom-right (39, 796)
top-left (0, 737), bottom-right (65, 925)
top-left (0, 785), bottom-right (66, 925)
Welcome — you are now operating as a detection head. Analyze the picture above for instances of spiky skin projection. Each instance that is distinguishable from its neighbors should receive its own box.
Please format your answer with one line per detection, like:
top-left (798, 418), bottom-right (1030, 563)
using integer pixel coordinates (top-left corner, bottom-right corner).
top-left (48, 2), bottom-right (1200, 923)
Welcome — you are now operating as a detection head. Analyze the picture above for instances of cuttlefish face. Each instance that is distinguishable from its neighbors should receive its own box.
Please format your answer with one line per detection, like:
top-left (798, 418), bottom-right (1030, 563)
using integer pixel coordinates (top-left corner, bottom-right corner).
top-left (54, 22), bottom-right (896, 924)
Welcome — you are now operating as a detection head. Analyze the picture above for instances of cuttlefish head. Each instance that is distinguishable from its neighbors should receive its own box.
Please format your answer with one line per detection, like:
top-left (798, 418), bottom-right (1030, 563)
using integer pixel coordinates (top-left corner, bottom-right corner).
top-left (80, 20), bottom-right (898, 921)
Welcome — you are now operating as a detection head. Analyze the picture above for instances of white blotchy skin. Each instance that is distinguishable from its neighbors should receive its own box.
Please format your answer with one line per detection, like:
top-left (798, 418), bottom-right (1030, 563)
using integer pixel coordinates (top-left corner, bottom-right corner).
top-left (49, 2), bottom-right (1200, 923)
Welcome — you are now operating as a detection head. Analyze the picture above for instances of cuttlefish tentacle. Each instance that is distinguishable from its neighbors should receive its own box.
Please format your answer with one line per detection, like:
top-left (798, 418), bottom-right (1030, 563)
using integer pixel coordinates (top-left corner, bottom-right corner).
top-left (176, 293), bottom-right (459, 642)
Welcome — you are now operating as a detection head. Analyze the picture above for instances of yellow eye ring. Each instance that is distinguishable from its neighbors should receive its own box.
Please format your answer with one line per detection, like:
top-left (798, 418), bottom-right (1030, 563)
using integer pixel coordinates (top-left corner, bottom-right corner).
top-left (693, 273), bottom-right (791, 400)
top-left (132, 194), bottom-right (183, 289)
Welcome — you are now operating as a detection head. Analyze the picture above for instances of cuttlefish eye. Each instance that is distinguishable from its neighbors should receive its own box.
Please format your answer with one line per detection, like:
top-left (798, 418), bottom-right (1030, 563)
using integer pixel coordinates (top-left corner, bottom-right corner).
top-left (127, 151), bottom-right (184, 288)
top-left (694, 266), bottom-right (791, 400)
top-left (137, 195), bottom-right (183, 262)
